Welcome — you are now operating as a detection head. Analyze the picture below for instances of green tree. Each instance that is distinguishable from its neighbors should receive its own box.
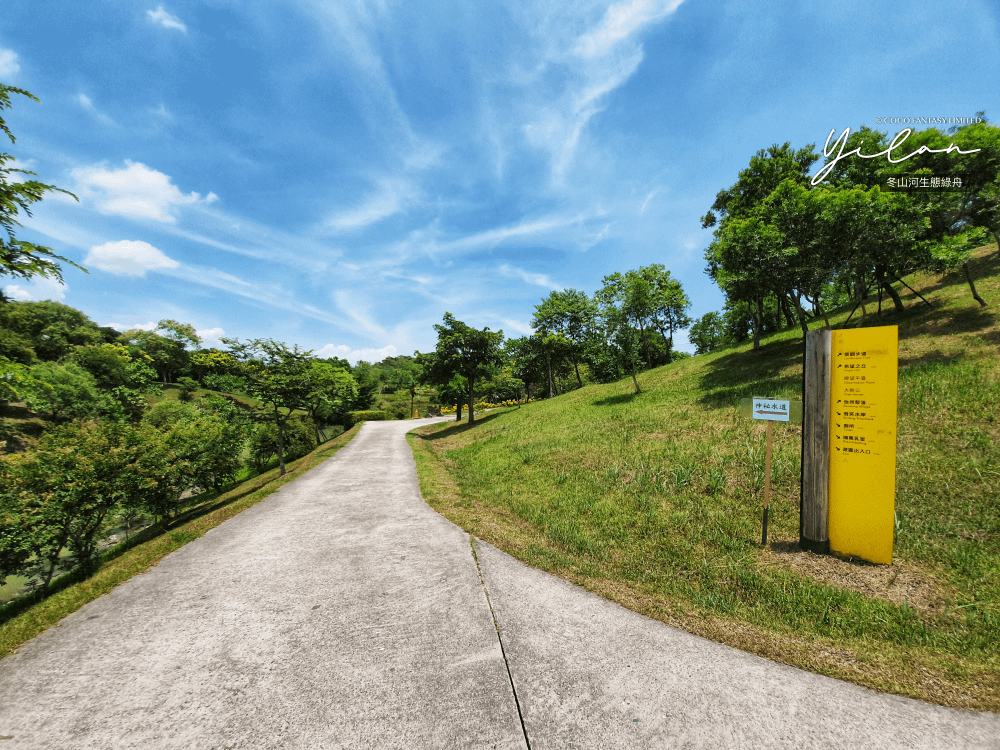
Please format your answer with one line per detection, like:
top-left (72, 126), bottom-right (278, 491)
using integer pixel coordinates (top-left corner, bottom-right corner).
top-left (25, 361), bottom-right (101, 422)
top-left (639, 264), bottom-right (692, 364)
top-left (1, 421), bottom-right (179, 587)
top-left (531, 289), bottom-right (598, 388)
top-left (428, 314), bottom-right (504, 425)
top-left (120, 320), bottom-right (200, 385)
top-left (303, 361), bottom-right (358, 441)
top-left (0, 300), bottom-right (102, 361)
top-left (0, 84), bottom-right (85, 301)
top-left (688, 311), bottom-right (725, 355)
top-left (70, 342), bottom-right (158, 391)
top-left (224, 338), bottom-right (314, 475)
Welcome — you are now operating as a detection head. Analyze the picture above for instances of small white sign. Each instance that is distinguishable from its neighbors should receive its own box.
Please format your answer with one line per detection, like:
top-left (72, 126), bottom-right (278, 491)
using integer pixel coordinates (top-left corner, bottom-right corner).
top-left (752, 399), bottom-right (790, 422)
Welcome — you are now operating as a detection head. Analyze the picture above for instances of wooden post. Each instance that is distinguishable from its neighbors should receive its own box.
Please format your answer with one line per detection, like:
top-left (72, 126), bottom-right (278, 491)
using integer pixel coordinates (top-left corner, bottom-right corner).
top-left (801, 329), bottom-right (831, 553)
top-left (762, 419), bottom-right (772, 544)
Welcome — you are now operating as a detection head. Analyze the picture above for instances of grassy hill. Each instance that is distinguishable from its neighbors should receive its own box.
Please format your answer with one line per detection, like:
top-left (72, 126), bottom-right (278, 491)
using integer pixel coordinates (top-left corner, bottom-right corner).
top-left (409, 243), bottom-right (1000, 711)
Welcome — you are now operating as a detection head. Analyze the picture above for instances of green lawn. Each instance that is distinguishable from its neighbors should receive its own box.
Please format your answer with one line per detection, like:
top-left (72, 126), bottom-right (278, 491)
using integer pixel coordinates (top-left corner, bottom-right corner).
top-left (408, 243), bottom-right (1000, 712)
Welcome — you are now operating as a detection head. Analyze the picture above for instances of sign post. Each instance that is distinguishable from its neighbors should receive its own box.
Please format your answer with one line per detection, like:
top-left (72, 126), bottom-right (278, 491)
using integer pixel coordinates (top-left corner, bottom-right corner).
top-left (828, 326), bottom-right (898, 564)
top-left (801, 325), bottom-right (898, 564)
top-left (739, 398), bottom-right (802, 544)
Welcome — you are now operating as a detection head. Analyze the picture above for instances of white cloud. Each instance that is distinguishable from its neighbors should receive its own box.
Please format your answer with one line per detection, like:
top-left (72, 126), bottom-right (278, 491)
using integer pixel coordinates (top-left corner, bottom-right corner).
top-left (72, 161), bottom-right (212, 223)
top-left (0, 49), bottom-right (21, 78)
top-left (323, 180), bottom-right (414, 232)
top-left (85, 240), bottom-right (180, 277)
top-left (315, 343), bottom-right (398, 365)
top-left (519, 0), bottom-right (683, 185)
top-left (501, 318), bottom-right (534, 336)
top-left (573, 0), bottom-right (684, 58)
top-left (197, 326), bottom-right (225, 341)
top-left (3, 277), bottom-right (68, 301)
top-left (106, 321), bottom-right (158, 332)
top-left (147, 6), bottom-right (187, 33)
top-left (499, 263), bottom-right (562, 290)
top-left (77, 93), bottom-right (115, 126)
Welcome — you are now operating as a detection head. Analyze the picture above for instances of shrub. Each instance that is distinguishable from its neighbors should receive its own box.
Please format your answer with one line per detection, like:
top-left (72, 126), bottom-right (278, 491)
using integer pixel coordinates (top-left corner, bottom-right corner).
top-left (143, 399), bottom-right (199, 430)
top-left (345, 410), bottom-right (386, 427)
top-left (25, 361), bottom-right (101, 422)
top-left (176, 376), bottom-right (199, 401)
top-left (248, 416), bottom-right (316, 470)
top-left (202, 373), bottom-right (246, 394)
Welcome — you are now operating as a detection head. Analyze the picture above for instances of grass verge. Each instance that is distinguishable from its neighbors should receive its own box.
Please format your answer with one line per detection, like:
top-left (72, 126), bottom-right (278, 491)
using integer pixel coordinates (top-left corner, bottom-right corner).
top-left (408, 244), bottom-right (1000, 712)
top-left (0, 424), bottom-right (361, 659)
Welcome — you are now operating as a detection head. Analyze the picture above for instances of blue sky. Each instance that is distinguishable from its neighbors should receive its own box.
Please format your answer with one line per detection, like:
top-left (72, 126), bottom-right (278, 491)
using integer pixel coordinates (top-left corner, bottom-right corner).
top-left (2, 0), bottom-right (998, 360)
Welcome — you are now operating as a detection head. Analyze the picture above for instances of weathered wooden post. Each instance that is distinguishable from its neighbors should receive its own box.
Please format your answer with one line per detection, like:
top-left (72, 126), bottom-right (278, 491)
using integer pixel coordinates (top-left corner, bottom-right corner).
top-left (801, 330), bottom-right (831, 554)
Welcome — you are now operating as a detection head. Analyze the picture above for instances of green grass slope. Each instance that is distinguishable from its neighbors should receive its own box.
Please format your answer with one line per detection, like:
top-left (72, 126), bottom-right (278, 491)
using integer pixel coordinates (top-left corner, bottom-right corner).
top-left (409, 243), bottom-right (1000, 712)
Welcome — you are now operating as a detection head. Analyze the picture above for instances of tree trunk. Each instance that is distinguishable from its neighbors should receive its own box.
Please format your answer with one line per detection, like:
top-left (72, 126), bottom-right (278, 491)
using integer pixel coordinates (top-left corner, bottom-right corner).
top-left (963, 262), bottom-right (987, 307)
top-left (877, 267), bottom-right (905, 313)
top-left (638, 322), bottom-right (651, 369)
top-left (547, 351), bottom-right (555, 398)
top-left (455, 401), bottom-right (462, 421)
top-left (855, 277), bottom-right (868, 319)
top-left (630, 361), bottom-right (641, 394)
top-left (780, 295), bottom-right (796, 329)
top-left (752, 297), bottom-right (763, 350)
top-left (467, 377), bottom-right (475, 425)
top-left (573, 357), bottom-right (583, 388)
top-left (793, 296), bottom-right (809, 337)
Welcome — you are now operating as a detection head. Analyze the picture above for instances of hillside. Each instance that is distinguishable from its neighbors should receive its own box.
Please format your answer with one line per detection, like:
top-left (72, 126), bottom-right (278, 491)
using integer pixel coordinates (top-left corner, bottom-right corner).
top-left (409, 243), bottom-right (1000, 711)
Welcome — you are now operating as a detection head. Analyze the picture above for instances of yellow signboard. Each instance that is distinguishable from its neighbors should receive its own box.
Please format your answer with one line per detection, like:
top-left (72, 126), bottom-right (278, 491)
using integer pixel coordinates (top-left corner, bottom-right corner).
top-left (827, 325), bottom-right (898, 564)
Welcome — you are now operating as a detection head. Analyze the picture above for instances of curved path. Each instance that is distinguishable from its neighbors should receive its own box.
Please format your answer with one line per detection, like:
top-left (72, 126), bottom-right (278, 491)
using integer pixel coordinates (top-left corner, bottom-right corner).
top-left (1, 420), bottom-right (997, 749)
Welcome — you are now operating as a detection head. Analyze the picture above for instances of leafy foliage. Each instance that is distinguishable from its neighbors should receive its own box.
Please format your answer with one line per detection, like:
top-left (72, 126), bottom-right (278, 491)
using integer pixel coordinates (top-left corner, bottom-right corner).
top-left (0, 84), bottom-right (85, 300)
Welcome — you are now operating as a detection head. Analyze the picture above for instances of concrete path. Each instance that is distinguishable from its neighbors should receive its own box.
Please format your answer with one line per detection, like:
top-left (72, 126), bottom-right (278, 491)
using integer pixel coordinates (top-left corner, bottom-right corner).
top-left (1, 419), bottom-right (998, 749)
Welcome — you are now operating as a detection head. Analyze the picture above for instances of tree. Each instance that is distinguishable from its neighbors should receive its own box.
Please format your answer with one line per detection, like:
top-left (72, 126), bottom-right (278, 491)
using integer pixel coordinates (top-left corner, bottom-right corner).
top-left (639, 264), bottom-right (692, 364)
top-left (303, 361), bottom-right (358, 441)
top-left (531, 289), bottom-right (598, 388)
top-left (25, 361), bottom-right (101, 422)
top-left (688, 312), bottom-right (725, 355)
top-left (428, 314), bottom-right (504, 425)
top-left (0, 421), bottom-right (180, 587)
top-left (120, 320), bottom-right (200, 385)
top-left (0, 300), bottom-right (102, 361)
top-left (1, 84), bottom-right (85, 300)
top-left (224, 338), bottom-right (314, 475)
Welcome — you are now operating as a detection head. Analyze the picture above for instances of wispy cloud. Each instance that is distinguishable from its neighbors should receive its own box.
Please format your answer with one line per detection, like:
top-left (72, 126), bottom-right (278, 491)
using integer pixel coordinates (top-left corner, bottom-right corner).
top-left (0, 48), bottom-right (21, 78)
top-left (322, 179), bottom-right (416, 232)
top-left (72, 161), bottom-right (216, 223)
top-left (520, 0), bottom-right (684, 185)
top-left (77, 93), bottom-right (115, 126)
top-left (147, 6), bottom-right (187, 33)
top-left (499, 264), bottom-right (562, 290)
top-left (501, 318), bottom-right (534, 335)
top-left (573, 0), bottom-right (684, 58)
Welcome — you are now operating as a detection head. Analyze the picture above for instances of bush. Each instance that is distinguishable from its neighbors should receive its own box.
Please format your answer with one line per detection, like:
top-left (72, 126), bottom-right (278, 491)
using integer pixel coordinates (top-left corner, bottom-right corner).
top-left (176, 376), bottom-right (199, 401)
top-left (25, 361), bottom-right (101, 422)
top-left (345, 410), bottom-right (386, 427)
top-left (202, 373), bottom-right (246, 394)
top-left (248, 416), bottom-right (316, 470)
top-left (143, 399), bottom-right (199, 429)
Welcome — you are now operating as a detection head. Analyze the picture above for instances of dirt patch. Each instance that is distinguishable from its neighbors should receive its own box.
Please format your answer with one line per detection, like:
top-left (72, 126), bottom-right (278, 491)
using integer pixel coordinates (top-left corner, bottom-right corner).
top-left (760, 540), bottom-right (952, 616)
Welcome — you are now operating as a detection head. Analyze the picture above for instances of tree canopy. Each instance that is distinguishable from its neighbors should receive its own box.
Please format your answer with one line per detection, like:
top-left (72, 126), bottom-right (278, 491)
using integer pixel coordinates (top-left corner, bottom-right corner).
top-left (0, 84), bottom-right (85, 301)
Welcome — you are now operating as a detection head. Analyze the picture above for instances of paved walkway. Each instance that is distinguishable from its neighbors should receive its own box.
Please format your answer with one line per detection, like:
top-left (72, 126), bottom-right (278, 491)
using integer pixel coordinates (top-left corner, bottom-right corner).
top-left (1, 420), bottom-right (997, 749)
